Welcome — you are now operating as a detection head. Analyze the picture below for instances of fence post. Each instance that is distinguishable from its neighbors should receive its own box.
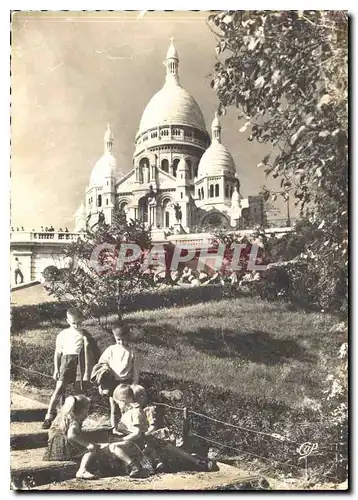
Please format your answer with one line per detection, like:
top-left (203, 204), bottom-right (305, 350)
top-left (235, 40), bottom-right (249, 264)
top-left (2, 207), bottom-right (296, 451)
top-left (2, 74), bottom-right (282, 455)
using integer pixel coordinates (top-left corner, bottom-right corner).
top-left (182, 407), bottom-right (189, 448)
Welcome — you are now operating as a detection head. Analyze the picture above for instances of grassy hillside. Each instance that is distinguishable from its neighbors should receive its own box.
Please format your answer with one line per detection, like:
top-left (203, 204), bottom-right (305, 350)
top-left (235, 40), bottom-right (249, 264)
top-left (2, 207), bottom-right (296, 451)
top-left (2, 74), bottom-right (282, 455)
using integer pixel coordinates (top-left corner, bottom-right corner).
top-left (12, 297), bottom-right (340, 407)
top-left (11, 296), bottom-right (345, 480)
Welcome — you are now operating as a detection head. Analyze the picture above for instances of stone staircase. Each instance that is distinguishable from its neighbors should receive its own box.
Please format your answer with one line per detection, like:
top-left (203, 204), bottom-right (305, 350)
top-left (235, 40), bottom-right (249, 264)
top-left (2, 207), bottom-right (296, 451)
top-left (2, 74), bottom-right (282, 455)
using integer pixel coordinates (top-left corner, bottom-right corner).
top-left (10, 393), bottom-right (266, 491)
top-left (10, 394), bottom-right (111, 490)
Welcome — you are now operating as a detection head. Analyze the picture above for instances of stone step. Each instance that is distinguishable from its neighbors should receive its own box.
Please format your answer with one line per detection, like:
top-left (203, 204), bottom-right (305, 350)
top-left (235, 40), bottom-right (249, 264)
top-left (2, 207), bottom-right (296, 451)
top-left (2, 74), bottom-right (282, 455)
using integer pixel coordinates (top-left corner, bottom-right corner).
top-left (11, 393), bottom-right (47, 422)
top-left (11, 447), bottom-right (78, 489)
top-left (11, 421), bottom-right (112, 451)
top-left (11, 408), bottom-right (47, 423)
top-left (11, 421), bottom-right (48, 450)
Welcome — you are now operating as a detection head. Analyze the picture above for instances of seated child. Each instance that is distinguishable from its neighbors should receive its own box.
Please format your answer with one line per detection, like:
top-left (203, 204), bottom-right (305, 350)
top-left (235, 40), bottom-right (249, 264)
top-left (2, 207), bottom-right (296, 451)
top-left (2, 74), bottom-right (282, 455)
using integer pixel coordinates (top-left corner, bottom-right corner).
top-left (43, 395), bottom-right (100, 480)
top-left (42, 308), bottom-right (100, 429)
top-left (108, 384), bottom-right (149, 478)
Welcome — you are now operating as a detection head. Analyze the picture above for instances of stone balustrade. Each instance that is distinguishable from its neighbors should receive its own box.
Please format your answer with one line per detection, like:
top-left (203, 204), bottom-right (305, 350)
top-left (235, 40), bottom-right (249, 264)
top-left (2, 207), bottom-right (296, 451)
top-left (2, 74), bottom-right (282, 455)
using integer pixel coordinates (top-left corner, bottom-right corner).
top-left (10, 231), bottom-right (80, 243)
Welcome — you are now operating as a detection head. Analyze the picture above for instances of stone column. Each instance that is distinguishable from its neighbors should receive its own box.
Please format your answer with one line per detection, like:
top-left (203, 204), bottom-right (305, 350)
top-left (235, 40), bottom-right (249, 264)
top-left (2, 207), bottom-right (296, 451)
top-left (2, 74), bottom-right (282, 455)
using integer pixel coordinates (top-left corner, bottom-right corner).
top-left (152, 204), bottom-right (157, 227)
top-left (150, 165), bottom-right (156, 181)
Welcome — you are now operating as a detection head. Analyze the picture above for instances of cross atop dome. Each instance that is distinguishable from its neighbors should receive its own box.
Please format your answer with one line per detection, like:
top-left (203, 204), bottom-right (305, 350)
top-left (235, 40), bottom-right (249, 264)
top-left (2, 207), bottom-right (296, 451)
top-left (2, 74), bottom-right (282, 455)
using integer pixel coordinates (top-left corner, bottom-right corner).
top-left (166, 37), bottom-right (178, 60)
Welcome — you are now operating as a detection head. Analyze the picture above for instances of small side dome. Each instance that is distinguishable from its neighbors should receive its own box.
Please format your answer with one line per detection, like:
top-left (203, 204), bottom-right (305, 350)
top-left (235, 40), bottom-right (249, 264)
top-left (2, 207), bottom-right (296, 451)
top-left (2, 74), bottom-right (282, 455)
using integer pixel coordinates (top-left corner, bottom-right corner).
top-left (197, 142), bottom-right (236, 177)
top-left (197, 112), bottom-right (236, 178)
top-left (89, 125), bottom-right (119, 187)
top-left (90, 154), bottom-right (117, 187)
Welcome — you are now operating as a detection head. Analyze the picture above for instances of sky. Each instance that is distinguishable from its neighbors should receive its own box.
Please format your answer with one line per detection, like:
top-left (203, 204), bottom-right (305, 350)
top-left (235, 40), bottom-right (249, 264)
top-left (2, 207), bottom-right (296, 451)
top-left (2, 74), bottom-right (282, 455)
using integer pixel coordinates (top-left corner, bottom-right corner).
top-left (11, 10), bottom-right (295, 231)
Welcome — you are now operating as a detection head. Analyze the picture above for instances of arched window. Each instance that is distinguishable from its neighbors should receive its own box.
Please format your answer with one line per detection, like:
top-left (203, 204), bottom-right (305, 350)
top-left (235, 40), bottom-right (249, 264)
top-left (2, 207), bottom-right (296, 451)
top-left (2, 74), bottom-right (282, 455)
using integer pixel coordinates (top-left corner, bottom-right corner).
top-left (106, 198), bottom-right (108, 205)
top-left (163, 199), bottom-right (171, 228)
top-left (230, 186), bottom-right (234, 197)
top-left (209, 185), bottom-right (214, 198)
top-left (98, 194), bottom-right (102, 207)
top-left (198, 189), bottom-right (201, 200)
top-left (161, 159), bottom-right (169, 173)
top-left (119, 201), bottom-right (128, 213)
top-left (225, 185), bottom-right (229, 198)
top-left (139, 157), bottom-right (149, 183)
top-left (139, 157), bottom-right (149, 168)
top-left (138, 197), bottom-right (148, 223)
top-left (201, 187), bottom-right (204, 199)
top-left (172, 158), bottom-right (180, 177)
top-left (215, 184), bottom-right (219, 197)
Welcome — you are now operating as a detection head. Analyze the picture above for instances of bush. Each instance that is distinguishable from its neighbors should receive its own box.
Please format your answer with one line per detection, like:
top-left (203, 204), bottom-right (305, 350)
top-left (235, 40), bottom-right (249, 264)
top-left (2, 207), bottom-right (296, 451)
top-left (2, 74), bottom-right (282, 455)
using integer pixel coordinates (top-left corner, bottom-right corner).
top-left (245, 220), bottom-right (348, 315)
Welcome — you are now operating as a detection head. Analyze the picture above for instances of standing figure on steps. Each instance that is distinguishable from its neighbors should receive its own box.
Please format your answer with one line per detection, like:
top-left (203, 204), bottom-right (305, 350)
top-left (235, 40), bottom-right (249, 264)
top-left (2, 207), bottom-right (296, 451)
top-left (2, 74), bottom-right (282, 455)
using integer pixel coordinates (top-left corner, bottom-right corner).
top-left (14, 257), bottom-right (24, 285)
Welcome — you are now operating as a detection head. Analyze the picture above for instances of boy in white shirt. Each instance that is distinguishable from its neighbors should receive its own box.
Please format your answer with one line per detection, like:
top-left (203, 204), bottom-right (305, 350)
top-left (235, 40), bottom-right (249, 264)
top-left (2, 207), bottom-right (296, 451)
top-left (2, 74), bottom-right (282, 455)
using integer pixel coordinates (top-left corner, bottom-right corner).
top-left (97, 324), bottom-right (145, 429)
top-left (42, 308), bottom-right (99, 429)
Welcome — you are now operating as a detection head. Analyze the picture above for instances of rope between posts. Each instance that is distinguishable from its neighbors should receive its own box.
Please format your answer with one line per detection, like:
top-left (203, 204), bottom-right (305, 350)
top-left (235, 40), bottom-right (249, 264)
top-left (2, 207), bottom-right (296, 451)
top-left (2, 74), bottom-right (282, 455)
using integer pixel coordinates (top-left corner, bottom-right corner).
top-left (188, 408), bottom-right (301, 445)
top-left (189, 431), bottom-right (303, 471)
top-left (154, 402), bottom-right (185, 412)
top-left (11, 364), bottom-right (345, 449)
top-left (12, 364), bottom-right (54, 379)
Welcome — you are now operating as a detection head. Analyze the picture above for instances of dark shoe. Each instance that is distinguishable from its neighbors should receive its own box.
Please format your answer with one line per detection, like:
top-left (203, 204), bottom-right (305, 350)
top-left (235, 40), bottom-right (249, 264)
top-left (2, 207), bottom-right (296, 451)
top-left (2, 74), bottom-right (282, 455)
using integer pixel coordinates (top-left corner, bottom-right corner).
top-left (42, 418), bottom-right (53, 430)
top-left (128, 462), bottom-right (144, 479)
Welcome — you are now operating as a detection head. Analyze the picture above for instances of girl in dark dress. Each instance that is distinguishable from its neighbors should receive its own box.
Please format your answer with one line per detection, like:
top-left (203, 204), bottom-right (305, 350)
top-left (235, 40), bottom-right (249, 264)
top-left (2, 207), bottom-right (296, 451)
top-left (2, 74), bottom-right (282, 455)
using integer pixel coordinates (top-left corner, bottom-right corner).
top-left (43, 395), bottom-right (100, 480)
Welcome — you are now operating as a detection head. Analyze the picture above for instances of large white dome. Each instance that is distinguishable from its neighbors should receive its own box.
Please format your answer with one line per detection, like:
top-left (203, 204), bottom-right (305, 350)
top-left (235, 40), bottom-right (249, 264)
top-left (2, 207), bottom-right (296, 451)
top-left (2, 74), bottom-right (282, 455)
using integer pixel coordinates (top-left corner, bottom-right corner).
top-left (197, 141), bottom-right (236, 178)
top-left (138, 80), bottom-right (207, 136)
top-left (89, 153), bottom-right (117, 187)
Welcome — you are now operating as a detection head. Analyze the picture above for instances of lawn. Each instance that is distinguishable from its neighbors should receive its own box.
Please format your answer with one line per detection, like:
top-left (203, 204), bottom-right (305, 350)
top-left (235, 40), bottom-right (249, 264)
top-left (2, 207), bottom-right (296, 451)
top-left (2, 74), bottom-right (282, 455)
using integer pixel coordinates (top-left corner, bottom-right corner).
top-left (12, 297), bottom-right (340, 409)
top-left (11, 295), bottom-right (345, 480)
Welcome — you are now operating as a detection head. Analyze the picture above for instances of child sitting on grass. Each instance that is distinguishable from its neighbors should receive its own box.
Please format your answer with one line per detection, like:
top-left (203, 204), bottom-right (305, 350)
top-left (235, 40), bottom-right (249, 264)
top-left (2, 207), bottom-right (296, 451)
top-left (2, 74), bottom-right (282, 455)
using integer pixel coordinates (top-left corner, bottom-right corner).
top-left (42, 307), bottom-right (99, 430)
top-left (108, 384), bottom-right (149, 478)
top-left (43, 395), bottom-right (101, 480)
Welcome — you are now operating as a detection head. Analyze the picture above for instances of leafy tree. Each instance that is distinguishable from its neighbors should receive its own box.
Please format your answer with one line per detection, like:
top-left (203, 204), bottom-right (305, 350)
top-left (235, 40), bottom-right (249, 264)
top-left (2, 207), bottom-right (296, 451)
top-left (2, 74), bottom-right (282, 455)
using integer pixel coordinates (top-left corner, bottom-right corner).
top-left (208, 10), bottom-right (348, 312)
top-left (43, 212), bottom-right (152, 329)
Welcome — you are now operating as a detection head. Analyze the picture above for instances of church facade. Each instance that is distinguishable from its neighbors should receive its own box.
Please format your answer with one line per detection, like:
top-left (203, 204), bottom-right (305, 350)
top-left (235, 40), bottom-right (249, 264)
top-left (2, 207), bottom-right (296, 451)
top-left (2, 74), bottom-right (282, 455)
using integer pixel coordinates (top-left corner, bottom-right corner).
top-left (75, 40), bottom-right (264, 234)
